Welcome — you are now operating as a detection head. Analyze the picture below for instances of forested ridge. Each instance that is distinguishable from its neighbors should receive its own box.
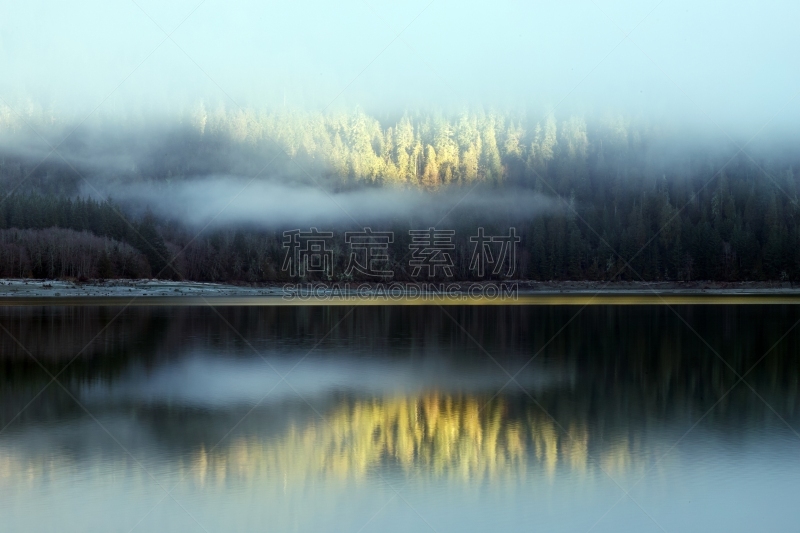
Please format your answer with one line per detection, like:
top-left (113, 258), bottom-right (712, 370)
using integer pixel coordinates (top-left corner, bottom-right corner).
top-left (1, 107), bottom-right (799, 282)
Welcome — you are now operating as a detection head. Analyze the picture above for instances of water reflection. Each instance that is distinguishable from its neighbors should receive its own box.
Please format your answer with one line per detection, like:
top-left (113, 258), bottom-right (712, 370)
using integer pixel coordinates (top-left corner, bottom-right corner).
top-left (0, 391), bottom-right (636, 494)
top-left (1, 305), bottom-right (800, 532)
top-left (196, 394), bottom-right (547, 485)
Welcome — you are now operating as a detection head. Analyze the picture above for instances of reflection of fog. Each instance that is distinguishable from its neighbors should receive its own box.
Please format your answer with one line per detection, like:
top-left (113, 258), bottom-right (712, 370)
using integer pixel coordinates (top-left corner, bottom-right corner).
top-left (77, 353), bottom-right (568, 407)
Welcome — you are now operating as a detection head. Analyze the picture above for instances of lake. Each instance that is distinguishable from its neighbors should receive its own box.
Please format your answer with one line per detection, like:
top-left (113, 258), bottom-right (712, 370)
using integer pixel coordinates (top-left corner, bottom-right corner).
top-left (1, 304), bottom-right (799, 532)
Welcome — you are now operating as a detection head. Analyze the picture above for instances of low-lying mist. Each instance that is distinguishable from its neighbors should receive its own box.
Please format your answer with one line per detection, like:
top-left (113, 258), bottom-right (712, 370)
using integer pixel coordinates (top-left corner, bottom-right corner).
top-left (97, 177), bottom-right (559, 228)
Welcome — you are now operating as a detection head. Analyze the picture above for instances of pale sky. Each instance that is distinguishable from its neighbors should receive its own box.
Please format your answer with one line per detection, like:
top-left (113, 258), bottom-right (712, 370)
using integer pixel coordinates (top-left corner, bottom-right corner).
top-left (1, 0), bottom-right (798, 137)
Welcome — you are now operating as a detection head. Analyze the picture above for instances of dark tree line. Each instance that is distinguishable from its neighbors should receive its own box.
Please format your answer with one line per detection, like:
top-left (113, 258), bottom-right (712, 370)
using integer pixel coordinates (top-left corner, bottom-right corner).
top-left (0, 195), bottom-right (170, 279)
top-left (0, 165), bottom-right (799, 283)
top-left (0, 227), bottom-right (149, 279)
top-left (520, 157), bottom-right (800, 282)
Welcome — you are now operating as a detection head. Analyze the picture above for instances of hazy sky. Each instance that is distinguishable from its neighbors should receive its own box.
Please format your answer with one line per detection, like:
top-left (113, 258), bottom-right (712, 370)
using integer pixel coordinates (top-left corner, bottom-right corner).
top-left (1, 0), bottom-right (798, 136)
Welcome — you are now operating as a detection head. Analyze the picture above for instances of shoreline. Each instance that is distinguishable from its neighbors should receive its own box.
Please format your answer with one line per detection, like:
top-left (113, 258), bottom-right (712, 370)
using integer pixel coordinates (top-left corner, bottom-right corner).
top-left (1, 279), bottom-right (800, 305)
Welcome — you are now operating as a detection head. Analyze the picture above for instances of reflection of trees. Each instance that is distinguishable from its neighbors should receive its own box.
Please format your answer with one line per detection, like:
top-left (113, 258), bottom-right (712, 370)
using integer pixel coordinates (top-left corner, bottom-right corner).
top-left (3, 304), bottom-right (800, 488)
top-left (0, 393), bottom-right (613, 489)
top-left (189, 394), bottom-right (601, 487)
top-left (5, 304), bottom-right (799, 396)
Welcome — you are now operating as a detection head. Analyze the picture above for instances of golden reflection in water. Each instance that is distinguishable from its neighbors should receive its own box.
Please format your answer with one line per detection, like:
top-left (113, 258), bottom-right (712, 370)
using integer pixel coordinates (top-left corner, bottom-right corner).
top-left (0, 393), bottom-right (650, 490)
top-left (189, 394), bottom-right (606, 488)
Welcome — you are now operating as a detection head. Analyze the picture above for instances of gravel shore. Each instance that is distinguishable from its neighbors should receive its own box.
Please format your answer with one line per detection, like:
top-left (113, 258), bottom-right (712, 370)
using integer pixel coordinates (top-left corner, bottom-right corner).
top-left (1, 279), bottom-right (799, 298)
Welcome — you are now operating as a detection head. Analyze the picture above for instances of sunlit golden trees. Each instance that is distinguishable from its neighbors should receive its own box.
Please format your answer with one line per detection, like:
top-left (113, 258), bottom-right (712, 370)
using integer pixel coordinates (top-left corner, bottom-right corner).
top-left (190, 107), bottom-right (576, 187)
top-left (421, 144), bottom-right (439, 189)
top-left (433, 118), bottom-right (459, 185)
top-left (479, 114), bottom-right (503, 183)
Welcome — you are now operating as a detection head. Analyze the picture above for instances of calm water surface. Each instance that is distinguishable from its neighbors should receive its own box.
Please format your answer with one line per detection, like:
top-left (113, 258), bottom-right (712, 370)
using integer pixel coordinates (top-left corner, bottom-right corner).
top-left (1, 305), bottom-right (799, 532)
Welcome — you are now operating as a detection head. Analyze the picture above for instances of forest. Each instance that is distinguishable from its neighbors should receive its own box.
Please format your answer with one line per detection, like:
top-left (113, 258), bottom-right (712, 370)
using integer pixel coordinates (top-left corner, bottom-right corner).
top-left (0, 105), bottom-right (798, 282)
